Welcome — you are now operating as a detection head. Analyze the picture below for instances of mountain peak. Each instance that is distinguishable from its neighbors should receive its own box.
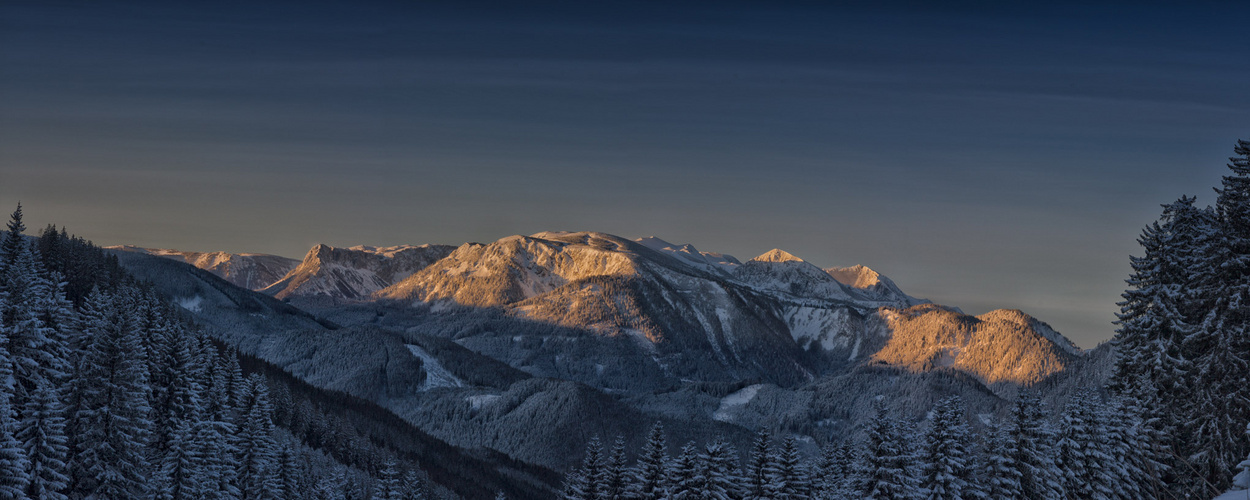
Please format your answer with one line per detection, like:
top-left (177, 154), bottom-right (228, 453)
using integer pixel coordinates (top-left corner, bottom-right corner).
top-left (751, 248), bottom-right (804, 263)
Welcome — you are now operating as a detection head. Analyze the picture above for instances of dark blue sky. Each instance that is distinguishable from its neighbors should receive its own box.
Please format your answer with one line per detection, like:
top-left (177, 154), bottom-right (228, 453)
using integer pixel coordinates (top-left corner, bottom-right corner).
top-left (3, 1), bottom-right (1247, 347)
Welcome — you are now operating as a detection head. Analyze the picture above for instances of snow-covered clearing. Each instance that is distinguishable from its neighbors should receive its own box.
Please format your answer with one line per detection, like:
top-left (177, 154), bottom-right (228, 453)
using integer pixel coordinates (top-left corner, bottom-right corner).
top-left (405, 344), bottom-right (464, 390)
top-left (712, 384), bottom-right (764, 422)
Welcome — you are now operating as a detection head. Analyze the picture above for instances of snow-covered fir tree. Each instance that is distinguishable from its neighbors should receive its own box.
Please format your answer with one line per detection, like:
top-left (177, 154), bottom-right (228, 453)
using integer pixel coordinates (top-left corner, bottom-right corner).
top-left (377, 457), bottom-right (404, 500)
top-left (17, 380), bottom-right (68, 500)
top-left (814, 441), bottom-right (855, 499)
top-left (1055, 388), bottom-right (1113, 499)
top-left (666, 442), bottom-right (701, 500)
top-left (73, 289), bottom-right (153, 499)
top-left (856, 401), bottom-right (920, 499)
top-left (627, 422), bottom-right (668, 500)
top-left (743, 428), bottom-right (774, 500)
top-left (561, 436), bottom-right (605, 500)
top-left (697, 436), bottom-right (742, 500)
top-left (1007, 392), bottom-right (1062, 500)
top-left (769, 436), bottom-right (810, 500)
top-left (976, 420), bottom-right (1021, 499)
top-left (236, 374), bottom-right (280, 500)
top-left (601, 436), bottom-right (627, 500)
top-left (919, 396), bottom-right (974, 500)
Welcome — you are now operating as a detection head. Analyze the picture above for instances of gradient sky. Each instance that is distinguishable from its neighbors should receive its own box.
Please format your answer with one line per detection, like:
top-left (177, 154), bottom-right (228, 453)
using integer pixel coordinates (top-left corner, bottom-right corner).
top-left (2, 1), bottom-right (1248, 348)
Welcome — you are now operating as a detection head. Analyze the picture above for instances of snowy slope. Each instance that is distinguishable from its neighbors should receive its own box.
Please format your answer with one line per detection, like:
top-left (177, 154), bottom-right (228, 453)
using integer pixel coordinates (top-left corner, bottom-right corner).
top-left (635, 236), bottom-right (742, 276)
top-left (106, 245), bottom-right (299, 290)
top-left (825, 264), bottom-right (927, 307)
top-left (372, 231), bottom-right (1082, 392)
top-left (263, 243), bottom-right (454, 299)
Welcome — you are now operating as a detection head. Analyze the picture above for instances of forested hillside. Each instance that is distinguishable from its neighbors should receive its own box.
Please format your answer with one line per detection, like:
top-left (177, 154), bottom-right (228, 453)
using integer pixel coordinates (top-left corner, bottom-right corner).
top-left (0, 206), bottom-right (558, 500)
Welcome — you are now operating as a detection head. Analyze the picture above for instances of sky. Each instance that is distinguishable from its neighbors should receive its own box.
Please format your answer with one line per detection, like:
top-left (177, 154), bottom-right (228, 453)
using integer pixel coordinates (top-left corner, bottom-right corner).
top-left (2, 1), bottom-right (1248, 348)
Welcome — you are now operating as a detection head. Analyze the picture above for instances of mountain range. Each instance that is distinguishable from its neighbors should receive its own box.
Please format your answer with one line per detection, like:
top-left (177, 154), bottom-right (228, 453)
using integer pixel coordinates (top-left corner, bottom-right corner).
top-left (110, 230), bottom-right (1109, 475)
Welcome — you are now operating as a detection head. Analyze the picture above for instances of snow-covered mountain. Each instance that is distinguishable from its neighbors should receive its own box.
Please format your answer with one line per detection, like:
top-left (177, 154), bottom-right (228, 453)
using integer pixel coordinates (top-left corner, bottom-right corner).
top-left (370, 231), bottom-right (1073, 392)
top-left (112, 229), bottom-right (1103, 474)
top-left (869, 305), bottom-right (1081, 392)
top-left (262, 243), bottom-right (455, 299)
top-left (105, 245), bottom-right (299, 290)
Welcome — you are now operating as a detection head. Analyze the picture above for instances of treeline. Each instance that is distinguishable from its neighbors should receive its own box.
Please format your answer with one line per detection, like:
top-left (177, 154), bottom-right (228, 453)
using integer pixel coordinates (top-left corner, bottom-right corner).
top-left (561, 391), bottom-right (1155, 500)
top-left (0, 206), bottom-right (429, 500)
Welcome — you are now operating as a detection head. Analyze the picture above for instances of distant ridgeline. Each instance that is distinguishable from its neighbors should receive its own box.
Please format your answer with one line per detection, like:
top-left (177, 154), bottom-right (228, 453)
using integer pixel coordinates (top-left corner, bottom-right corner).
top-left (0, 206), bottom-right (554, 500)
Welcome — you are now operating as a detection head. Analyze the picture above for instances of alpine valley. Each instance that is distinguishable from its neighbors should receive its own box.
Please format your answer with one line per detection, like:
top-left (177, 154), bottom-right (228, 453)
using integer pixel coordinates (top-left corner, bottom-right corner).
top-left (109, 230), bottom-right (1112, 491)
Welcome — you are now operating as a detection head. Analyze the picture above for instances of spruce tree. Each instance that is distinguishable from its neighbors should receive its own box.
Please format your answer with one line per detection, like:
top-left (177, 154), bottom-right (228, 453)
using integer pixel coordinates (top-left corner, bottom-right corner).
top-left (0, 203), bottom-right (25, 274)
top-left (377, 458), bottom-right (403, 500)
top-left (561, 437), bottom-right (604, 500)
top-left (74, 290), bottom-right (152, 499)
top-left (1007, 392), bottom-right (1061, 500)
top-left (920, 396), bottom-right (972, 500)
top-left (977, 421), bottom-right (1021, 499)
top-left (0, 373), bottom-right (29, 500)
top-left (769, 436), bottom-right (809, 500)
top-left (152, 419), bottom-right (202, 500)
top-left (402, 469), bottom-right (426, 500)
top-left (277, 448), bottom-right (302, 500)
top-left (602, 436), bottom-right (627, 500)
top-left (236, 374), bottom-right (280, 500)
top-left (856, 401), bottom-right (919, 499)
top-left (814, 442), bottom-right (855, 499)
top-left (627, 422), bottom-right (668, 500)
top-left (744, 428), bottom-right (774, 500)
top-left (17, 380), bottom-right (67, 500)
top-left (1234, 422), bottom-right (1250, 490)
top-left (0, 288), bottom-right (28, 499)
top-left (1055, 389), bottom-right (1112, 499)
top-left (666, 442), bottom-right (700, 500)
top-left (698, 436), bottom-right (741, 500)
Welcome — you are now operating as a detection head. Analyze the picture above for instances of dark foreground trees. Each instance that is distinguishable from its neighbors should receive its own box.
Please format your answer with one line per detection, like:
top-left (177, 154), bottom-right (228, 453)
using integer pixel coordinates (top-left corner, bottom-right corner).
top-left (0, 208), bottom-right (431, 500)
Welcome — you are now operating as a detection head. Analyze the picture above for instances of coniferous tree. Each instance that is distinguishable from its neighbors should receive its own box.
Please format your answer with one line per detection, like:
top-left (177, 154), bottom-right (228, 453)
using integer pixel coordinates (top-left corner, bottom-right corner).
top-left (920, 396), bottom-right (972, 500)
top-left (856, 402), bottom-right (919, 499)
top-left (1099, 397), bottom-right (1146, 500)
top-left (1007, 393), bottom-right (1061, 500)
top-left (0, 285), bottom-right (28, 500)
top-left (0, 204), bottom-right (25, 274)
top-left (1054, 389), bottom-right (1112, 500)
top-left (236, 374), bottom-right (280, 500)
top-left (977, 421), bottom-right (1021, 500)
top-left (698, 436), bottom-right (741, 500)
top-left (769, 436), bottom-right (809, 500)
top-left (744, 428), bottom-right (774, 500)
top-left (562, 436), bottom-right (604, 500)
top-left (628, 422), bottom-right (667, 500)
top-left (666, 442), bottom-right (700, 500)
top-left (402, 470), bottom-right (426, 500)
top-left (602, 436), bottom-right (627, 500)
top-left (377, 457), bottom-right (403, 500)
top-left (17, 380), bottom-right (67, 500)
top-left (74, 289), bottom-right (152, 500)
top-left (152, 419), bottom-right (201, 500)
top-left (276, 448), bottom-right (302, 500)
top-left (814, 442), bottom-right (855, 499)
top-left (4, 241), bottom-right (68, 413)
top-left (0, 356), bottom-right (28, 499)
